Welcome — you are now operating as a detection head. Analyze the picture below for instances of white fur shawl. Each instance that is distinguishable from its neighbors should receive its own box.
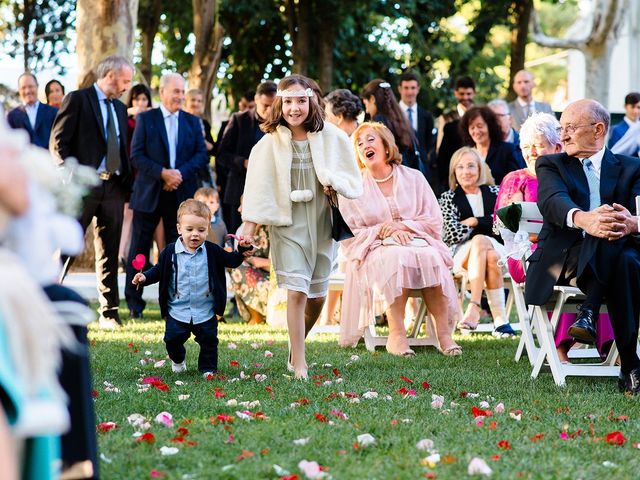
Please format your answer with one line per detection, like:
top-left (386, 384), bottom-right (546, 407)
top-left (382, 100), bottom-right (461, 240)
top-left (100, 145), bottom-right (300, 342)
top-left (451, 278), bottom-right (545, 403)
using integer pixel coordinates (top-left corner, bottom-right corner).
top-left (242, 122), bottom-right (363, 226)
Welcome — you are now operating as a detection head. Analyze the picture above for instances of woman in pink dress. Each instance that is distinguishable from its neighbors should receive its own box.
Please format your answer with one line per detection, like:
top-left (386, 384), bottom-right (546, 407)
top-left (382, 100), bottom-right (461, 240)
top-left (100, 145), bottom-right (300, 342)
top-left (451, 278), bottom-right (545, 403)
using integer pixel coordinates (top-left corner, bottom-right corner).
top-left (339, 122), bottom-right (462, 356)
top-left (494, 112), bottom-right (614, 361)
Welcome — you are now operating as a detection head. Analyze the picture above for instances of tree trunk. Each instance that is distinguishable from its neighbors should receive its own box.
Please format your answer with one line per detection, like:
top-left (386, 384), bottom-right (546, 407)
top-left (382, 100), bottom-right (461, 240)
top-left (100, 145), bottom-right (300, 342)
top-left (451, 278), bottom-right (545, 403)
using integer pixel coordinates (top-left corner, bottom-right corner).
top-left (288, 0), bottom-right (310, 75)
top-left (507, 0), bottom-right (533, 101)
top-left (22, 0), bottom-right (32, 71)
top-left (188, 0), bottom-right (225, 121)
top-left (531, 0), bottom-right (628, 106)
top-left (317, 1), bottom-right (337, 92)
top-left (583, 43), bottom-right (611, 102)
top-left (76, 0), bottom-right (139, 88)
top-left (138, 0), bottom-right (163, 86)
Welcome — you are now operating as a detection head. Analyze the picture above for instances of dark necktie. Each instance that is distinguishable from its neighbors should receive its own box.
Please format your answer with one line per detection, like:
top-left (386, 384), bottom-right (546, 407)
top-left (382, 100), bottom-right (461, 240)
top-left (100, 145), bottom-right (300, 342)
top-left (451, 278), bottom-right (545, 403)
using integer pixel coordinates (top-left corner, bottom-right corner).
top-left (105, 99), bottom-right (120, 173)
top-left (407, 107), bottom-right (415, 131)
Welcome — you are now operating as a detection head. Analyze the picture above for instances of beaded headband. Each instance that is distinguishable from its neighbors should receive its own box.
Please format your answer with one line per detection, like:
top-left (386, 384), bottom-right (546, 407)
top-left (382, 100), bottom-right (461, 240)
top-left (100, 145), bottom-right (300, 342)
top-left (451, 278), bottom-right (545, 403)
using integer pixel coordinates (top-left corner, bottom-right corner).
top-left (276, 87), bottom-right (314, 98)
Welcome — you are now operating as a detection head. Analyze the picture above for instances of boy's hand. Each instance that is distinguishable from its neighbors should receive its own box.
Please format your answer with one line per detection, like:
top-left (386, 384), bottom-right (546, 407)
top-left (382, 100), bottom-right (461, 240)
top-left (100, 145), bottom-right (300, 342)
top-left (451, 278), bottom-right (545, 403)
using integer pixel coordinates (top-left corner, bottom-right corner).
top-left (132, 273), bottom-right (146, 285)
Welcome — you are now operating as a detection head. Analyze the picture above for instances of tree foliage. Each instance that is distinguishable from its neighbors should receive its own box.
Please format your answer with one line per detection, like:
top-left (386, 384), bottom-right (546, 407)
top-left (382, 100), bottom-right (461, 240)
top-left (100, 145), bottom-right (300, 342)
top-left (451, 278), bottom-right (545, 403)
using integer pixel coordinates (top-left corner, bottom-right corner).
top-left (0, 0), bottom-right (75, 72)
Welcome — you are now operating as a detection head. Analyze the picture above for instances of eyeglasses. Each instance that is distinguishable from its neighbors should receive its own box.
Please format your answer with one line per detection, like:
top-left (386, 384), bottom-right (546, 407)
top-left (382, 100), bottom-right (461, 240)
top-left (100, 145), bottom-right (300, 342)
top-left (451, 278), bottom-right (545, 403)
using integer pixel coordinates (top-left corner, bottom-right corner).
top-left (494, 113), bottom-right (510, 118)
top-left (556, 123), bottom-right (597, 135)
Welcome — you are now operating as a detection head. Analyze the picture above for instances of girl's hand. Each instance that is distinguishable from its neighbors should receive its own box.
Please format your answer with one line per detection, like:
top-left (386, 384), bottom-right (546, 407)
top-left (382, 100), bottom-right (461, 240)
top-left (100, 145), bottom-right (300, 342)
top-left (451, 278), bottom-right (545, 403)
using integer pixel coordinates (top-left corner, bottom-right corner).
top-left (460, 217), bottom-right (478, 227)
top-left (132, 273), bottom-right (146, 285)
top-left (228, 234), bottom-right (255, 248)
top-left (323, 185), bottom-right (336, 196)
top-left (390, 230), bottom-right (415, 246)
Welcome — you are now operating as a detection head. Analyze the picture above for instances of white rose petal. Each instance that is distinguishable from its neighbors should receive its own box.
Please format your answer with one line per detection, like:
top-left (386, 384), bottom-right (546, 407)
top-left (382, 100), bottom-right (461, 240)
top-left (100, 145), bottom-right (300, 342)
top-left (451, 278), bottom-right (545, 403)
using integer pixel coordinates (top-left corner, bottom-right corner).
top-left (178, 394), bottom-right (190, 401)
top-left (226, 399), bottom-right (238, 406)
top-left (175, 380), bottom-right (185, 386)
top-left (293, 437), bottom-right (310, 446)
top-left (479, 401), bottom-right (490, 409)
top-left (264, 350), bottom-right (273, 358)
top-left (416, 438), bottom-right (435, 451)
top-left (468, 457), bottom-right (492, 476)
top-left (153, 360), bottom-right (166, 368)
top-left (362, 391), bottom-right (378, 399)
top-left (350, 355), bottom-right (360, 361)
top-left (250, 342), bottom-right (260, 349)
top-left (273, 464), bottom-right (290, 476)
top-left (357, 433), bottom-right (376, 447)
top-left (159, 446), bottom-right (179, 456)
top-left (494, 402), bottom-right (505, 413)
top-left (227, 342), bottom-right (237, 350)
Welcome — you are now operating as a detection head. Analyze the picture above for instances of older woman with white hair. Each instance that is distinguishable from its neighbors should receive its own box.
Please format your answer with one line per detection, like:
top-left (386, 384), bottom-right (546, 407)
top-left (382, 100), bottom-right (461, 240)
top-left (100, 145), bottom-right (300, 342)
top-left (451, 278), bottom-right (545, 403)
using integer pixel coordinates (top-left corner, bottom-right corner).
top-left (494, 112), bottom-right (562, 209)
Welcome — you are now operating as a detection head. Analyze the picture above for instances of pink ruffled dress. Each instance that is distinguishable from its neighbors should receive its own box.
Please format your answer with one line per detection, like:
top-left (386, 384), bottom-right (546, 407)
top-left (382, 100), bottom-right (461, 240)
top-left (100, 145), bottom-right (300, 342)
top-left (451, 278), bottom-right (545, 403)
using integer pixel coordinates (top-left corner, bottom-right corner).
top-left (338, 165), bottom-right (461, 347)
top-left (495, 168), bottom-right (614, 355)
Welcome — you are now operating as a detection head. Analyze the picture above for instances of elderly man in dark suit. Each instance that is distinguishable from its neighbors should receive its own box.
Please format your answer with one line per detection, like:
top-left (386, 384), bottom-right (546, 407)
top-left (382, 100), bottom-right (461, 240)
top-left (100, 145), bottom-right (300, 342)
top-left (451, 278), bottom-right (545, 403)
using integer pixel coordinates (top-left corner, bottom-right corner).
top-left (50, 55), bottom-right (133, 328)
top-left (7, 72), bottom-right (58, 148)
top-left (216, 80), bottom-right (277, 233)
top-left (397, 71), bottom-right (436, 186)
top-left (525, 99), bottom-right (640, 394)
top-left (125, 72), bottom-right (208, 318)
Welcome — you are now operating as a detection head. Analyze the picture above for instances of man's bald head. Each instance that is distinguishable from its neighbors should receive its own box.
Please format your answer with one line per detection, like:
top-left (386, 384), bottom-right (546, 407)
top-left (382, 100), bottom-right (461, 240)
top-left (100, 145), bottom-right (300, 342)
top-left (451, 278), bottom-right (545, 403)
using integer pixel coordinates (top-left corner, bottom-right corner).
top-left (559, 99), bottom-right (609, 158)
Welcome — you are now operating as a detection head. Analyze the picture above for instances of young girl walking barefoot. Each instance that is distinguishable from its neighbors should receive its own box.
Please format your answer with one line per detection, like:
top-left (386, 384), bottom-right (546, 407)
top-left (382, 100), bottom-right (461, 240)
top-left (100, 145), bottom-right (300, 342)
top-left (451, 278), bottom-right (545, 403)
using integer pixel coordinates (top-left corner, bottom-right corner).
top-left (240, 75), bottom-right (362, 379)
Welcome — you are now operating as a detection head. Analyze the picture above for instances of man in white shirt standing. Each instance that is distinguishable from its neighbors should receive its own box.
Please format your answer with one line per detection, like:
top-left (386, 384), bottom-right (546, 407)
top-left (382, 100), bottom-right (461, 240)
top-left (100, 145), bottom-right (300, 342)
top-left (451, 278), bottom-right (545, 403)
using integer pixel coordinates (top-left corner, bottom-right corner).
top-left (525, 99), bottom-right (640, 395)
top-left (7, 72), bottom-right (58, 148)
top-left (508, 70), bottom-right (553, 131)
top-left (397, 71), bottom-right (435, 185)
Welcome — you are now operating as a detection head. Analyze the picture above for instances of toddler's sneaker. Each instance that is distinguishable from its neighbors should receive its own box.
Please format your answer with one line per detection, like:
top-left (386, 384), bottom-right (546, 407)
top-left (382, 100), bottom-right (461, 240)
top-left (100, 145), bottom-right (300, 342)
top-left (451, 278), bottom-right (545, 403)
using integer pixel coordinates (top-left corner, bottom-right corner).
top-left (172, 360), bottom-right (187, 373)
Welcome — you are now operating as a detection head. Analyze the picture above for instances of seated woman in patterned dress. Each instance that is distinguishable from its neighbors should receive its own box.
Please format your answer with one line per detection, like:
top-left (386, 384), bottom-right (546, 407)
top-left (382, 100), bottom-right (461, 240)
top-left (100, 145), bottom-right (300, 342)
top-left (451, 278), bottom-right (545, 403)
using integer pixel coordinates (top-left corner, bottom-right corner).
top-left (439, 147), bottom-right (515, 337)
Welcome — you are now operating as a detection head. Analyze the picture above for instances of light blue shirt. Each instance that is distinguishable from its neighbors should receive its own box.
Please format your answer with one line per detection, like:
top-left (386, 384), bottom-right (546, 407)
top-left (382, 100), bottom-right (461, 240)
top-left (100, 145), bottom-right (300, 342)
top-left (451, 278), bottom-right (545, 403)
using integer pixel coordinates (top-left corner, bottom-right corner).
top-left (93, 83), bottom-right (121, 173)
top-left (566, 147), bottom-right (605, 228)
top-left (24, 101), bottom-right (39, 129)
top-left (168, 239), bottom-right (214, 324)
top-left (159, 104), bottom-right (179, 168)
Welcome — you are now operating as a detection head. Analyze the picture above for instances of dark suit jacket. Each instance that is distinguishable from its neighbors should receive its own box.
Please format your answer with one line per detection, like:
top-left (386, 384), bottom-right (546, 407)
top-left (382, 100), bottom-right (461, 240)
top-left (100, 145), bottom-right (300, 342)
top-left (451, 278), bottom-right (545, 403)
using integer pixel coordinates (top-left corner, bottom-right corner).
top-left (485, 140), bottom-right (524, 185)
top-left (143, 240), bottom-right (247, 319)
top-left (436, 119), bottom-right (462, 192)
top-left (7, 102), bottom-right (58, 149)
top-left (50, 86), bottom-right (131, 186)
top-left (129, 108), bottom-right (208, 213)
top-left (452, 184), bottom-right (502, 242)
top-left (216, 109), bottom-right (264, 206)
top-left (525, 149), bottom-right (640, 305)
top-left (415, 105), bottom-right (436, 179)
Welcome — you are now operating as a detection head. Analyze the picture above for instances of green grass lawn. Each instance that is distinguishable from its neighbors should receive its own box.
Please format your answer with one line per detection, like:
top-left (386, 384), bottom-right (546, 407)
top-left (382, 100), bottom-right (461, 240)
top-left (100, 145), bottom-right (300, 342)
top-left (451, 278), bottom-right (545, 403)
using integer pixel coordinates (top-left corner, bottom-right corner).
top-left (90, 304), bottom-right (640, 479)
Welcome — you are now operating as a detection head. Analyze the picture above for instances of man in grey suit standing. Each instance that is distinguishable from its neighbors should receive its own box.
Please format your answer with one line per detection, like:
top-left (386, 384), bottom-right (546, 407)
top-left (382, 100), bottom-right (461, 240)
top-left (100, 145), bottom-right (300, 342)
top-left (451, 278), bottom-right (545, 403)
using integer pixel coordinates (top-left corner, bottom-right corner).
top-left (508, 70), bottom-right (553, 131)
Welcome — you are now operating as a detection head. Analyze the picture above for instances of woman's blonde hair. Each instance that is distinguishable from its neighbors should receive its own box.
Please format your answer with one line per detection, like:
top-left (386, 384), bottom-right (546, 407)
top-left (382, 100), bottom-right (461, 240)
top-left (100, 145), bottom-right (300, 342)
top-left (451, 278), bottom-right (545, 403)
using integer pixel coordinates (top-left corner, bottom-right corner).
top-left (448, 146), bottom-right (495, 191)
top-left (351, 121), bottom-right (402, 170)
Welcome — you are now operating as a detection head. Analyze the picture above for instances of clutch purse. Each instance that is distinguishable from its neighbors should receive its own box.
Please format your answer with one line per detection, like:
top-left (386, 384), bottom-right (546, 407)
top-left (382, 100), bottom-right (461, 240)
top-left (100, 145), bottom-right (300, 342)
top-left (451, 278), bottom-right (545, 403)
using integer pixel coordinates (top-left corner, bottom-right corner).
top-left (382, 237), bottom-right (428, 247)
top-left (327, 191), bottom-right (354, 242)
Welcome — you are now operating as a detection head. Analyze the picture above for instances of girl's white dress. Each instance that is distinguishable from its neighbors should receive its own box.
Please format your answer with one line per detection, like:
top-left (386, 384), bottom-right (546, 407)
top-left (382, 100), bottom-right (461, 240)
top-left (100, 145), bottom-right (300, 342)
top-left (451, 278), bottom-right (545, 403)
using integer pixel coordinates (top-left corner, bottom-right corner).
top-left (270, 139), bottom-right (334, 298)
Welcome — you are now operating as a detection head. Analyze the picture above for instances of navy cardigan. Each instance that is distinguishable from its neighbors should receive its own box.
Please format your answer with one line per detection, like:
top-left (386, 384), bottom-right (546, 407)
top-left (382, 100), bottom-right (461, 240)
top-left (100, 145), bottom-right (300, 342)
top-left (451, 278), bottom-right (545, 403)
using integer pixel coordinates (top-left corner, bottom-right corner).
top-left (142, 240), bottom-right (248, 319)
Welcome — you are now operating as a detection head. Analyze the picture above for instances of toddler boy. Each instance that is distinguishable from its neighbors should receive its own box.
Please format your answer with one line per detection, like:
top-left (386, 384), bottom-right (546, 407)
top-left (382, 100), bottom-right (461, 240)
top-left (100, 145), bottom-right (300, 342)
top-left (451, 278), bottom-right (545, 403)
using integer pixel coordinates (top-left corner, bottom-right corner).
top-left (132, 199), bottom-right (252, 376)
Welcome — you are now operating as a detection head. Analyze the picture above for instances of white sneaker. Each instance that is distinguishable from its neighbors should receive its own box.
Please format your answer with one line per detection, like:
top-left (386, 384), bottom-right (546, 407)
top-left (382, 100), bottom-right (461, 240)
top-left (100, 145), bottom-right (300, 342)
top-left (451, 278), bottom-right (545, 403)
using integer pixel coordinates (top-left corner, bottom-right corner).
top-left (172, 361), bottom-right (187, 373)
top-left (202, 371), bottom-right (216, 379)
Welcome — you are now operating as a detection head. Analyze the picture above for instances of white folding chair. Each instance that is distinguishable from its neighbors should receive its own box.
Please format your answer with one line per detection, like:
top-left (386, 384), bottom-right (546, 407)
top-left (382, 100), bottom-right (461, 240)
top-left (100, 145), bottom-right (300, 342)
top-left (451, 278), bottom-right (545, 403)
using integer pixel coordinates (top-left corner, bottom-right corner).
top-left (362, 289), bottom-right (439, 352)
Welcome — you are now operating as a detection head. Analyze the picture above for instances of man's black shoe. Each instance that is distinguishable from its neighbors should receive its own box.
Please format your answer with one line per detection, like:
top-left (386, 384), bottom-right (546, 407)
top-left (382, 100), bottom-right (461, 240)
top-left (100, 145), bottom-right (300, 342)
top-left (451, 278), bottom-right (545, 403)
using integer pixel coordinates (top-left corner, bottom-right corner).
top-left (618, 372), bottom-right (629, 393)
top-left (625, 368), bottom-right (640, 395)
top-left (567, 305), bottom-right (597, 344)
top-left (129, 311), bottom-right (144, 320)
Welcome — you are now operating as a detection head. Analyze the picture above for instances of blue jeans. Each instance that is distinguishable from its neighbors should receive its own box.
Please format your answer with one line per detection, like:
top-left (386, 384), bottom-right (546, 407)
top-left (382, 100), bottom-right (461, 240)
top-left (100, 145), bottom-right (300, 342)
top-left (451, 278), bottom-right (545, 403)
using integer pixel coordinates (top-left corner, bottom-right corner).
top-left (163, 315), bottom-right (218, 373)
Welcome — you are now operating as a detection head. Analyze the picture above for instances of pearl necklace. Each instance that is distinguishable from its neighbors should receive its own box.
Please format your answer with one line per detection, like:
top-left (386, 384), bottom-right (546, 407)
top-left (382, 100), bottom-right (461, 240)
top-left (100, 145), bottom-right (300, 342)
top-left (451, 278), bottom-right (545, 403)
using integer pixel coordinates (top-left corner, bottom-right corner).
top-left (372, 168), bottom-right (394, 183)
